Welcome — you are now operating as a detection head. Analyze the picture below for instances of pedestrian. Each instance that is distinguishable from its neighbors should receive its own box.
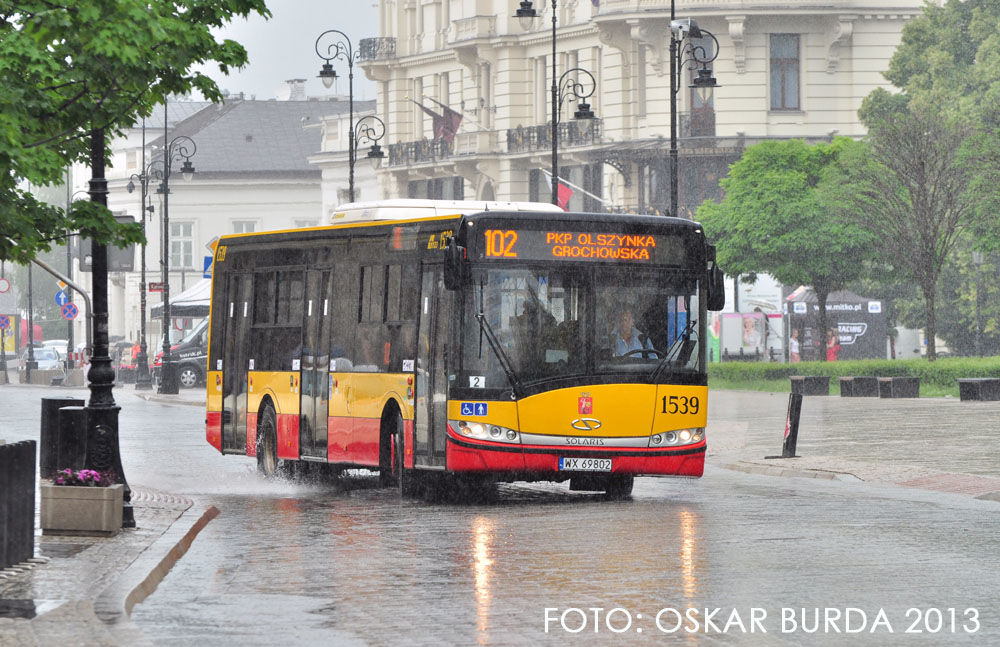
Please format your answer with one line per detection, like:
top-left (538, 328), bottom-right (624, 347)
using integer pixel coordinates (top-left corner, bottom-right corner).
top-left (789, 328), bottom-right (801, 363)
top-left (826, 328), bottom-right (841, 362)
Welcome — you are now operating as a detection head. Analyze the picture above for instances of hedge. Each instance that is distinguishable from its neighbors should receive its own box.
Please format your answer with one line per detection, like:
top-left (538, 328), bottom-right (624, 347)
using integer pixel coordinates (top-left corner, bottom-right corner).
top-left (707, 357), bottom-right (1000, 388)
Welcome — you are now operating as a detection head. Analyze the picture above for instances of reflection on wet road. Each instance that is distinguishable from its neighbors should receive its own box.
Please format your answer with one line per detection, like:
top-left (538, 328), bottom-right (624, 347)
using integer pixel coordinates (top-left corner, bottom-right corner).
top-left (133, 468), bottom-right (1000, 646)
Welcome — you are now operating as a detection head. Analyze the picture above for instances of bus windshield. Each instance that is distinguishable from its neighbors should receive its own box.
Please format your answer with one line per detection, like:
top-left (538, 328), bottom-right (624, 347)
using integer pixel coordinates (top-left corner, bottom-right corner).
top-left (459, 266), bottom-right (701, 394)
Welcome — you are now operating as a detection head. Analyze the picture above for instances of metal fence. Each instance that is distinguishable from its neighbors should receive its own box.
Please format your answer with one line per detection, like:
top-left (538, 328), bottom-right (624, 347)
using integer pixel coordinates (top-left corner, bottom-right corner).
top-left (0, 440), bottom-right (36, 570)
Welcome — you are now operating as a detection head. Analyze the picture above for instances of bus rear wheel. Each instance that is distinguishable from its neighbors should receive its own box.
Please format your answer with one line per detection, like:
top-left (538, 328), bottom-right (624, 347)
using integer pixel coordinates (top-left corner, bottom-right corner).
top-left (256, 403), bottom-right (284, 478)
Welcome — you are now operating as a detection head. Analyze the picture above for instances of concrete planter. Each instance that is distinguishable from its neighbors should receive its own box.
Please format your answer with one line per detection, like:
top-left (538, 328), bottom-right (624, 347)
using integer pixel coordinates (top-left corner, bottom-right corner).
top-left (41, 483), bottom-right (123, 536)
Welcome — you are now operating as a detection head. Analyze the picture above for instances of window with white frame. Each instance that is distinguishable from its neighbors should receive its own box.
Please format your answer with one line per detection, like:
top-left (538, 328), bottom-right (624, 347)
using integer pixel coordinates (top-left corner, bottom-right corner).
top-left (232, 221), bottom-right (256, 234)
top-left (770, 34), bottom-right (800, 111)
top-left (170, 222), bottom-right (194, 269)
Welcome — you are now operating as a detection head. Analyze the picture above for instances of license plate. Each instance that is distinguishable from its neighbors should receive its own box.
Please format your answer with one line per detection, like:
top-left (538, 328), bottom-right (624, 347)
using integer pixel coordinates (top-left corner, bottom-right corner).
top-left (559, 457), bottom-right (612, 472)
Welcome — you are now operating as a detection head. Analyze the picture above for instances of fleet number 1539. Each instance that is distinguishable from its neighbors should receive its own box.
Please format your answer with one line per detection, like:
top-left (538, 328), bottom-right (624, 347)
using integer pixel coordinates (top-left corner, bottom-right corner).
top-left (661, 395), bottom-right (699, 415)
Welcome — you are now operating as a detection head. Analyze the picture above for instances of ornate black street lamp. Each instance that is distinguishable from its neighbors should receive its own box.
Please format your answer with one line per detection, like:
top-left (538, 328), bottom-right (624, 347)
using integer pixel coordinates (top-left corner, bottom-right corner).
top-left (127, 153), bottom-right (163, 390)
top-left (155, 104), bottom-right (196, 395)
top-left (669, 14), bottom-right (720, 218)
top-left (86, 126), bottom-right (135, 528)
top-left (355, 115), bottom-right (386, 170)
top-left (315, 29), bottom-right (364, 203)
top-left (514, 1), bottom-right (597, 207)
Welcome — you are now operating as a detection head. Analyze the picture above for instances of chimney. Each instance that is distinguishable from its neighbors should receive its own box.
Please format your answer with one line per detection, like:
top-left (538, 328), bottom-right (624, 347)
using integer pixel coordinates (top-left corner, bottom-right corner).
top-left (284, 79), bottom-right (307, 101)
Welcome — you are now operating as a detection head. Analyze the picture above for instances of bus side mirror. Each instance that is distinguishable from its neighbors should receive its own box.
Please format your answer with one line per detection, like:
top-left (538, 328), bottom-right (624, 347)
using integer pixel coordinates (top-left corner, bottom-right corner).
top-left (707, 264), bottom-right (725, 311)
top-left (706, 244), bottom-right (725, 311)
top-left (444, 237), bottom-right (466, 291)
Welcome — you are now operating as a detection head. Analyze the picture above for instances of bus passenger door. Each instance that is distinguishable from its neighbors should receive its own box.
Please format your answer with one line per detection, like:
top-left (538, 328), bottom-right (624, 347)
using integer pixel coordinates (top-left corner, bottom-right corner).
top-left (415, 267), bottom-right (451, 468)
top-left (299, 270), bottom-right (330, 459)
top-left (222, 272), bottom-right (252, 453)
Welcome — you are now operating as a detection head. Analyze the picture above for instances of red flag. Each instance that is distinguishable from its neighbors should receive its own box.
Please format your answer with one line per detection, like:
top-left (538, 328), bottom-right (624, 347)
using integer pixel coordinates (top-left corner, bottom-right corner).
top-left (544, 172), bottom-right (574, 211)
top-left (410, 99), bottom-right (447, 140)
top-left (427, 98), bottom-right (464, 143)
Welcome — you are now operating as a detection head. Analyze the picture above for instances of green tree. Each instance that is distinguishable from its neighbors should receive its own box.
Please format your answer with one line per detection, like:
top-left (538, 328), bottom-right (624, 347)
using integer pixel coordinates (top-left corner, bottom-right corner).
top-left (0, 0), bottom-right (270, 264)
top-left (697, 138), bottom-right (876, 360)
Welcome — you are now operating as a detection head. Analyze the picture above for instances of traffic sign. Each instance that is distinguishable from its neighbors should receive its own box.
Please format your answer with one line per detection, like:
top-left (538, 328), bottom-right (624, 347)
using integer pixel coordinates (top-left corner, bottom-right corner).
top-left (55, 290), bottom-right (69, 306)
top-left (203, 255), bottom-right (213, 279)
top-left (0, 277), bottom-right (10, 293)
top-left (57, 280), bottom-right (67, 290)
top-left (61, 303), bottom-right (79, 320)
top-left (149, 282), bottom-right (165, 293)
top-left (0, 315), bottom-right (9, 330)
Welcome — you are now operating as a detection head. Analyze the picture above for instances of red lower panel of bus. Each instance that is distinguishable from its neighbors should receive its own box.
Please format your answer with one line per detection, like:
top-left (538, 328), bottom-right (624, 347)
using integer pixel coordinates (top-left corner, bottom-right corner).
top-left (206, 412), bottom-right (222, 452)
top-left (445, 431), bottom-right (705, 477)
top-left (247, 412), bottom-right (258, 456)
top-left (276, 413), bottom-right (299, 460)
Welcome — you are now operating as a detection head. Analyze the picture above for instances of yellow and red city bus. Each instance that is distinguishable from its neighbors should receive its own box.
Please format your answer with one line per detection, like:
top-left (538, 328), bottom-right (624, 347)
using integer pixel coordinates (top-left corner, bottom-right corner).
top-left (205, 203), bottom-right (724, 497)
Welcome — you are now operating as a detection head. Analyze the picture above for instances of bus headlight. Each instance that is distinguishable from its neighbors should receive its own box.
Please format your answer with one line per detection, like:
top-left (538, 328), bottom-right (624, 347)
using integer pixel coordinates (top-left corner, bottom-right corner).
top-left (650, 428), bottom-right (705, 447)
top-left (449, 420), bottom-right (521, 445)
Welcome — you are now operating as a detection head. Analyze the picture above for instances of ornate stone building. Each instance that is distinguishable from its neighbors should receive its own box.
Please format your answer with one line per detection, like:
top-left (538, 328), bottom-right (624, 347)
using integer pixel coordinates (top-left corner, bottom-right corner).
top-left (358, 0), bottom-right (932, 217)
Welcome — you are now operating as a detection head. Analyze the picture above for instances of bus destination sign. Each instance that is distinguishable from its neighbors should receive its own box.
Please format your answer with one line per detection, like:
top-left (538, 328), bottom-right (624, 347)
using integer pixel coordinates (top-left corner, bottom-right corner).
top-left (480, 228), bottom-right (686, 264)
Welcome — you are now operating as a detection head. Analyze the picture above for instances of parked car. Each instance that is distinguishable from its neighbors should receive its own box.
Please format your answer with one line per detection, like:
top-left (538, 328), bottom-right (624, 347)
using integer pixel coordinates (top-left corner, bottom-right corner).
top-left (42, 339), bottom-right (69, 358)
top-left (152, 319), bottom-right (208, 388)
top-left (19, 346), bottom-right (63, 371)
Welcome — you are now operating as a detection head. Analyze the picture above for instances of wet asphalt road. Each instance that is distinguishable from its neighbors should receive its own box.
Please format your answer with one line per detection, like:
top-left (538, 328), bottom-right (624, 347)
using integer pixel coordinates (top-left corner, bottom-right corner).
top-left (4, 387), bottom-right (999, 646)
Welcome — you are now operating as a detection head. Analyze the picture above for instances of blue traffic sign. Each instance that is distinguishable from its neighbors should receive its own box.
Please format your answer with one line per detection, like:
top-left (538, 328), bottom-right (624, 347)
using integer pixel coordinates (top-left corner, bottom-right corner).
top-left (61, 303), bottom-right (79, 320)
top-left (203, 255), bottom-right (213, 279)
top-left (55, 290), bottom-right (69, 306)
top-left (0, 315), bottom-right (9, 330)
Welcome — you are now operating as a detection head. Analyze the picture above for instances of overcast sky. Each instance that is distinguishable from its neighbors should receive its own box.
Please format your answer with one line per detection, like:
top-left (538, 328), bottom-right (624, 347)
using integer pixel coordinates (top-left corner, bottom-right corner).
top-left (192, 1), bottom-right (379, 101)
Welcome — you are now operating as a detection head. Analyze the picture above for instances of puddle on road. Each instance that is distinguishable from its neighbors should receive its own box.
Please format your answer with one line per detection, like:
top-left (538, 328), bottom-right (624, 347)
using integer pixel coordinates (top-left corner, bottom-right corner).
top-left (38, 541), bottom-right (91, 558)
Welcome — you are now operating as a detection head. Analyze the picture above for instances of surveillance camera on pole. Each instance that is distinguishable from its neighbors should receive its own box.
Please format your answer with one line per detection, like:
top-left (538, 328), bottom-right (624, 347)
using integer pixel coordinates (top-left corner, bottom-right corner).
top-left (670, 18), bottom-right (702, 40)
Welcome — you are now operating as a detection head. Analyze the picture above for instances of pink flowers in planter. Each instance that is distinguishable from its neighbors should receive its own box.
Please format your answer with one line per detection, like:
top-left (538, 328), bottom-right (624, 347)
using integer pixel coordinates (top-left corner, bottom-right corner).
top-left (52, 468), bottom-right (114, 487)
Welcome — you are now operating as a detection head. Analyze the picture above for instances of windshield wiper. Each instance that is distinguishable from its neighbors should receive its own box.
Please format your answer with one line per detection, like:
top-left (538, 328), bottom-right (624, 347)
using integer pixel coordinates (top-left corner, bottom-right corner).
top-left (649, 320), bottom-right (697, 382)
top-left (476, 282), bottom-right (524, 399)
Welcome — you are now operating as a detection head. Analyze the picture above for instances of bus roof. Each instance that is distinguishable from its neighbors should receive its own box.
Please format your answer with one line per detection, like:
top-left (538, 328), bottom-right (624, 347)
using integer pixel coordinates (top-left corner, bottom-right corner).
top-left (330, 199), bottom-right (563, 224)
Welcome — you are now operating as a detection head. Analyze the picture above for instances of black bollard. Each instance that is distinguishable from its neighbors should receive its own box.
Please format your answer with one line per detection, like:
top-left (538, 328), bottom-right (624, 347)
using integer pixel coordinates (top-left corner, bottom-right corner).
top-left (39, 397), bottom-right (85, 478)
top-left (58, 406), bottom-right (89, 473)
top-left (766, 392), bottom-right (803, 459)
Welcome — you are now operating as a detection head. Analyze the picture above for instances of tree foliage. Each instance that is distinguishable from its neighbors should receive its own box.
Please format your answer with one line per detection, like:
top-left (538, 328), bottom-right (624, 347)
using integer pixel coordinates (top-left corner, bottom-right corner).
top-left (843, 0), bottom-right (1000, 360)
top-left (697, 138), bottom-right (876, 359)
top-left (0, 0), bottom-right (270, 264)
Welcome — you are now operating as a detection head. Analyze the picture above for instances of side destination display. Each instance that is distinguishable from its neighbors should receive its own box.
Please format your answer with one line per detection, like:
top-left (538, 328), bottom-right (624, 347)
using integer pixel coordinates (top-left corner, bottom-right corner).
top-left (477, 228), bottom-right (688, 264)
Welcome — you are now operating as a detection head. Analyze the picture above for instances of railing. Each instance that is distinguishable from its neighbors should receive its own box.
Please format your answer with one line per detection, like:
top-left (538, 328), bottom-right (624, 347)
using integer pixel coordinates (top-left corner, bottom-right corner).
top-left (451, 15), bottom-right (497, 42)
top-left (388, 138), bottom-right (454, 167)
top-left (0, 440), bottom-right (36, 570)
top-left (359, 37), bottom-right (396, 62)
top-left (506, 119), bottom-right (603, 153)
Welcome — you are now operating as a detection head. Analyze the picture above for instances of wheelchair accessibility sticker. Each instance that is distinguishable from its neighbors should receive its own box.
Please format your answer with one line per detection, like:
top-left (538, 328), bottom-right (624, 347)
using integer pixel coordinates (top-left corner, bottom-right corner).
top-left (460, 402), bottom-right (489, 417)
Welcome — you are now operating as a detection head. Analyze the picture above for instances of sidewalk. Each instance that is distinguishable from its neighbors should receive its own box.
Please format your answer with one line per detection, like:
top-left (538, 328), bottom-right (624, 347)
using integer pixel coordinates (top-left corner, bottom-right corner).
top-left (1, 387), bottom-right (998, 646)
top-left (706, 389), bottom-right (1000, 501)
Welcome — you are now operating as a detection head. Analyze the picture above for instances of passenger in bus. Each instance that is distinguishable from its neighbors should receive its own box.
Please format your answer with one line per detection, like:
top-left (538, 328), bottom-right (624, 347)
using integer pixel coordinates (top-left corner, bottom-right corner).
top-left (611, 309), bottom-right (654, 357)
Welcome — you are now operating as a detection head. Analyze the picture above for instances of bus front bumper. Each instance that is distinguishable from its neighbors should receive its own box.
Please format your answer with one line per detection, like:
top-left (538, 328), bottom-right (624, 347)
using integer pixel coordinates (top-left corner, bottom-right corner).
top-left (445, 431), bottom-right (705, 478)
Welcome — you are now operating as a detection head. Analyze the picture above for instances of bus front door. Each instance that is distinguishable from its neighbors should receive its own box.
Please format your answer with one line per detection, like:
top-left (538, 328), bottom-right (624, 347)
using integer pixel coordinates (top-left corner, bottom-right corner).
top-left (221, 272), bottom-right (252, 453)
top-left (414, 267), bottom-right (450, 468)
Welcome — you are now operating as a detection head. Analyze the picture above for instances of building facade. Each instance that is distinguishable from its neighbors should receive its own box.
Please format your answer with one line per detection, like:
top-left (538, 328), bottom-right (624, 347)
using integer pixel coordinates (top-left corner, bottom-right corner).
top-left (357, 0), bottom-right (932, 217)
top-left (67, 90), bottom-right (374, 350)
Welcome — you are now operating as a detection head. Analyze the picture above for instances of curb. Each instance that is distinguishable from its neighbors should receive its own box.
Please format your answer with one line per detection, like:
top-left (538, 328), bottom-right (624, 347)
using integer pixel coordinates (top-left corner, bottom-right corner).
top-left (94, 505), bottom-right (220, 624)
top-left (719, 461), bottom-right (861, 482)
top-left (130, 392), bottom-right (205, 408)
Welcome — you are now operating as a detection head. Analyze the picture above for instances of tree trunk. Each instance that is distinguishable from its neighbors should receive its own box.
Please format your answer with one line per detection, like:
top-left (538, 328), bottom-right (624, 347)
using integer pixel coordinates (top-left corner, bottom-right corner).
top-left (816, 289), bottom-right (829, 362)
top-left (922, 283), bottom-right (937, 362)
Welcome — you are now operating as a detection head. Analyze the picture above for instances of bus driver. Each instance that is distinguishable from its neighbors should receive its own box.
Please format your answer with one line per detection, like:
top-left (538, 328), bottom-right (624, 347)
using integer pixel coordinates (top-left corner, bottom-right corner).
top-left (611, 309), bottom-right (654, 357)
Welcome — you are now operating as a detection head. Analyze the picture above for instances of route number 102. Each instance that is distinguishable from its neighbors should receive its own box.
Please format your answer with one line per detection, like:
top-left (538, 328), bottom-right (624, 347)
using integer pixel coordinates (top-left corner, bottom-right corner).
top-left (484, 230), bottom-right (518, 258)
top-left (662, 395), bottom-right (699, 415)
